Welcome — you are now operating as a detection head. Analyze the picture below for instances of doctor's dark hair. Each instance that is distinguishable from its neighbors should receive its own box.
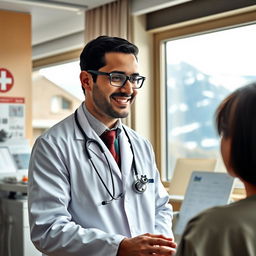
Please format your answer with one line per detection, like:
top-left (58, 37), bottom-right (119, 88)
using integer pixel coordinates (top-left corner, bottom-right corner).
top-left (80, 36), bottom-right (138, 89)
top-left (215, 81), bottom-right (256, 185)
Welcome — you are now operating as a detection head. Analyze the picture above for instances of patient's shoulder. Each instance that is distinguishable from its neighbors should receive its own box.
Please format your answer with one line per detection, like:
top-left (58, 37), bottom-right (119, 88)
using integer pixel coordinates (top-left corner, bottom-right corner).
top-left (189, 196), bottom-right (256, 231)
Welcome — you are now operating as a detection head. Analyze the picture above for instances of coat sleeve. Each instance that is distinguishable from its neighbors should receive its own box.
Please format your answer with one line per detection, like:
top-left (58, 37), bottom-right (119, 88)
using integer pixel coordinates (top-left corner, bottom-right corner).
top-left (154, 170), bottom-right (174, 238)
top-left (28, 137), bottom-right (125, 256)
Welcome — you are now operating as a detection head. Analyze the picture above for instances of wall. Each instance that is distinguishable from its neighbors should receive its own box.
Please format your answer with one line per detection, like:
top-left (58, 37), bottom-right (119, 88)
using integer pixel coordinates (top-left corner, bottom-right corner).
top-left (132, 15), bottom-right (155, 146)
top-left (0, 10), bottom-right (32, 141)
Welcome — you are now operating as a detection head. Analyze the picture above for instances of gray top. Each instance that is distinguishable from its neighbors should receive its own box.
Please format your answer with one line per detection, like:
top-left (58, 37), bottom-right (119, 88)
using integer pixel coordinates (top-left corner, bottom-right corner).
top-left (176, 194), bottom-right (256, 256)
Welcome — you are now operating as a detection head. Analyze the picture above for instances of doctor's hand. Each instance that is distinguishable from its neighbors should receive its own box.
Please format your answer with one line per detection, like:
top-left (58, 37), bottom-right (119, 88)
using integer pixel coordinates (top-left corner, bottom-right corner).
top-left (117, 233), bottom-right (177, 256)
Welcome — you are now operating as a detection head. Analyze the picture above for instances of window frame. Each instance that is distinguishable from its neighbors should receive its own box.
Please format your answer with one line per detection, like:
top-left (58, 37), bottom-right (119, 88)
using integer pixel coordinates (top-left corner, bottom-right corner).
top-left (153, 7), bottom-right (256, 180)
top-left (33, 49), bottom-right (82, 70)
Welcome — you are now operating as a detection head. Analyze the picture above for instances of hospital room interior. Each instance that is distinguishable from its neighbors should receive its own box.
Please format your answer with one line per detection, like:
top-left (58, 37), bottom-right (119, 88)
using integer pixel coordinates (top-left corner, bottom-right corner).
top-left (0, 0), bottom-right (256, 255)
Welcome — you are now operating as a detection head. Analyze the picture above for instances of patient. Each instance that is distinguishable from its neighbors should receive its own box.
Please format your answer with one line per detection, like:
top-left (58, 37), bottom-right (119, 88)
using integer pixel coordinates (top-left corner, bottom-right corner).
top-left (175, 82), bottom-right (256, 256)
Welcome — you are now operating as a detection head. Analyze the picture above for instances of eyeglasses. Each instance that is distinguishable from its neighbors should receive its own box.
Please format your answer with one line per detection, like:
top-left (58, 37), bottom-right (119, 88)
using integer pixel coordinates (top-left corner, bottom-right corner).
top-left (87, 70), bottom-right (145, 89)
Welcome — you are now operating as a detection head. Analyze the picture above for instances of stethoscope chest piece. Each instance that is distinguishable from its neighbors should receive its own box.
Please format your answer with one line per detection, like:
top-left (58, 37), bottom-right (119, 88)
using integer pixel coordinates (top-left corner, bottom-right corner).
top-left (133, 175), bottom-right (148, 194)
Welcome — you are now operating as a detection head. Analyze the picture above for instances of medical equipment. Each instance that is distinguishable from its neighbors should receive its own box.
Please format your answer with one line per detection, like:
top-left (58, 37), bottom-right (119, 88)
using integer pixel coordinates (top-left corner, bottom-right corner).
top-left (74, 110), bottom-right (148, 205)
top-left (0, 180), bottom-right (40, 256)
top-left (0, 197), bottom-right (41, 256)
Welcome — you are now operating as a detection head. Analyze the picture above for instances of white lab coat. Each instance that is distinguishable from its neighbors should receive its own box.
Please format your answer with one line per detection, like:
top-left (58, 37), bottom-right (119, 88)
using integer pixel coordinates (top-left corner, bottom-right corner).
top-left (28, 104), bottom-right (173, 256)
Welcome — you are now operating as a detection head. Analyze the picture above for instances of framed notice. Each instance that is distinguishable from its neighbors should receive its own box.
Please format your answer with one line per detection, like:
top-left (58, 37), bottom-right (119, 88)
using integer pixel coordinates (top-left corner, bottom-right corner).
top-left (0, 97), bottom-right (25, 140)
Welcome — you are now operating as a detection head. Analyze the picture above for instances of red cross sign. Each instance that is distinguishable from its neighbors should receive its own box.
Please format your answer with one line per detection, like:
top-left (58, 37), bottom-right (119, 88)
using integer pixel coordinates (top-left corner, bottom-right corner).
top-left (0, 68), bottom-right (14, 93)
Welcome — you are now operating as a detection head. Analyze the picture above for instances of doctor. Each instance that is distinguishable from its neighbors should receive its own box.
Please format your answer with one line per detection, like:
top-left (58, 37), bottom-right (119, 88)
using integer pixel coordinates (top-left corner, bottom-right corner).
top-left (28, 36), bottom-right (176, 256)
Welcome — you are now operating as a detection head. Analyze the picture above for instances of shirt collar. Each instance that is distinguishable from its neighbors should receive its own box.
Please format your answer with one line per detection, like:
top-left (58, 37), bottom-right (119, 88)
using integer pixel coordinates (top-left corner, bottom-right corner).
top-left (82, 103), bottom-right (122, 137)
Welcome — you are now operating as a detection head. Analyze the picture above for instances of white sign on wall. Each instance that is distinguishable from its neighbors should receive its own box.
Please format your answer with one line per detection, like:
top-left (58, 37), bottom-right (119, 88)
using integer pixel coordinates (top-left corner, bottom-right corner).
top-left (0, 97), bottom-right (25, 141)
top-left (0, 68), bottom-right (14, 93)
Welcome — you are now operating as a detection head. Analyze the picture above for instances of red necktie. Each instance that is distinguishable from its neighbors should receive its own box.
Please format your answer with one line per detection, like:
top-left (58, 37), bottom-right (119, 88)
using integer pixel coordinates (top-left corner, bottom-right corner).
top-left (100, 130), bottom-right (120, 165)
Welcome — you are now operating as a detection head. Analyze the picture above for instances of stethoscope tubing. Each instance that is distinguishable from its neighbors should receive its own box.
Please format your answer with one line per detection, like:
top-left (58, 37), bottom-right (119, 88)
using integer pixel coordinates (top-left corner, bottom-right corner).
top-left (74, 109), bottom-right (147, 204)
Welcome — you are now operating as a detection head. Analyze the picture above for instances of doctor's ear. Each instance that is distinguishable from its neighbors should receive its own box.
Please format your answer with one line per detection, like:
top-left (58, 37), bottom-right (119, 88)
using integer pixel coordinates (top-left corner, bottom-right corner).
top-left (80, 71), bottom-right (93, 91)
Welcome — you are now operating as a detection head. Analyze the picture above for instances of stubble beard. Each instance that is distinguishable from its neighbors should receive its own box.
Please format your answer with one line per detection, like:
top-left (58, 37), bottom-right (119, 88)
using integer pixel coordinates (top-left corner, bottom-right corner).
top-left (92, 83), bottom-right (134, 119)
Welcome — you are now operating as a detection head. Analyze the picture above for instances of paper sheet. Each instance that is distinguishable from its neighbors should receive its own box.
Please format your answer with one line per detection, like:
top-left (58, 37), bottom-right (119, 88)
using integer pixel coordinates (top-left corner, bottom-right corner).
top-left (175, 171), bottom-right (234, 235)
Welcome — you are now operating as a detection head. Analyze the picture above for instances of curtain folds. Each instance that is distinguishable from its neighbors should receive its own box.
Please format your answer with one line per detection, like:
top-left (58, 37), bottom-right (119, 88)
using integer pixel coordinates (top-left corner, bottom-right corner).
top-left (85, 0), bottom-right (131, 41)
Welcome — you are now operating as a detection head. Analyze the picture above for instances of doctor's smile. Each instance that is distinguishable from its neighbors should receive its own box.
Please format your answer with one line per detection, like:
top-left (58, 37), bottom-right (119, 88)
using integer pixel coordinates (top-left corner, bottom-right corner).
top-left (110, 93), bottom-right (134, 106)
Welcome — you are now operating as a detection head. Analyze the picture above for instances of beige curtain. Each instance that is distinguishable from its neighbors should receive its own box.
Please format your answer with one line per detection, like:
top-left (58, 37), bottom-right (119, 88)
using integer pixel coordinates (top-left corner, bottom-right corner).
top-left (85, 0), bottom-right (135, 127)
top-left (85, 0), bottom-right (131, 41)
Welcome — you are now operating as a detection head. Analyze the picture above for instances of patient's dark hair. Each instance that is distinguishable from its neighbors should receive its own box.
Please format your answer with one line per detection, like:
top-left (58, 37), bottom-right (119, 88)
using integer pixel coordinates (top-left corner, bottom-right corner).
top-left (79, 36), bottom-right (138, 93)
top-left (215, 82), bottom-right (256, 185)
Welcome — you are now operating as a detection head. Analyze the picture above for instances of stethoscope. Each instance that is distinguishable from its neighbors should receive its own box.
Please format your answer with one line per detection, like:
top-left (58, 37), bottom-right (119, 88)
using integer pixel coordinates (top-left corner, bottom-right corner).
top-left (74, 109), bottom-right (149, 205)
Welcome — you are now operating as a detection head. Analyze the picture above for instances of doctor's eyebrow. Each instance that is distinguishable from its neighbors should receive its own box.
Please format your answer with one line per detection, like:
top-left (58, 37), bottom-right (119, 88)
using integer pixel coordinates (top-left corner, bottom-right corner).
top-left (110, 70), bottom-right (140, 76)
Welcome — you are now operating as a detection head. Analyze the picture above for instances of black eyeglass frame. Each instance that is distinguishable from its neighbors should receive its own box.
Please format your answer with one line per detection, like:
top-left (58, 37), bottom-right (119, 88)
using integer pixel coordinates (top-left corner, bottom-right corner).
top-left (87, 70), bottom-right (146, 89)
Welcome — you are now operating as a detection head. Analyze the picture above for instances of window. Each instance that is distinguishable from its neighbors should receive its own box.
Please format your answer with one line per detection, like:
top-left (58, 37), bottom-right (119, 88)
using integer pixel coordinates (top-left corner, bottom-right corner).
top-left (153, 10), bottom-right (256, 180)
top-left (51, 96), bottom-right (72, 113)
top-left (32, 60), bottom-right (82, 142)
top-left (165, 23), bottom-right (256, 179)
top-left (39, 60), bottom-right (83, 101)
top-left (62, 97), bottom-right (72, 110)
